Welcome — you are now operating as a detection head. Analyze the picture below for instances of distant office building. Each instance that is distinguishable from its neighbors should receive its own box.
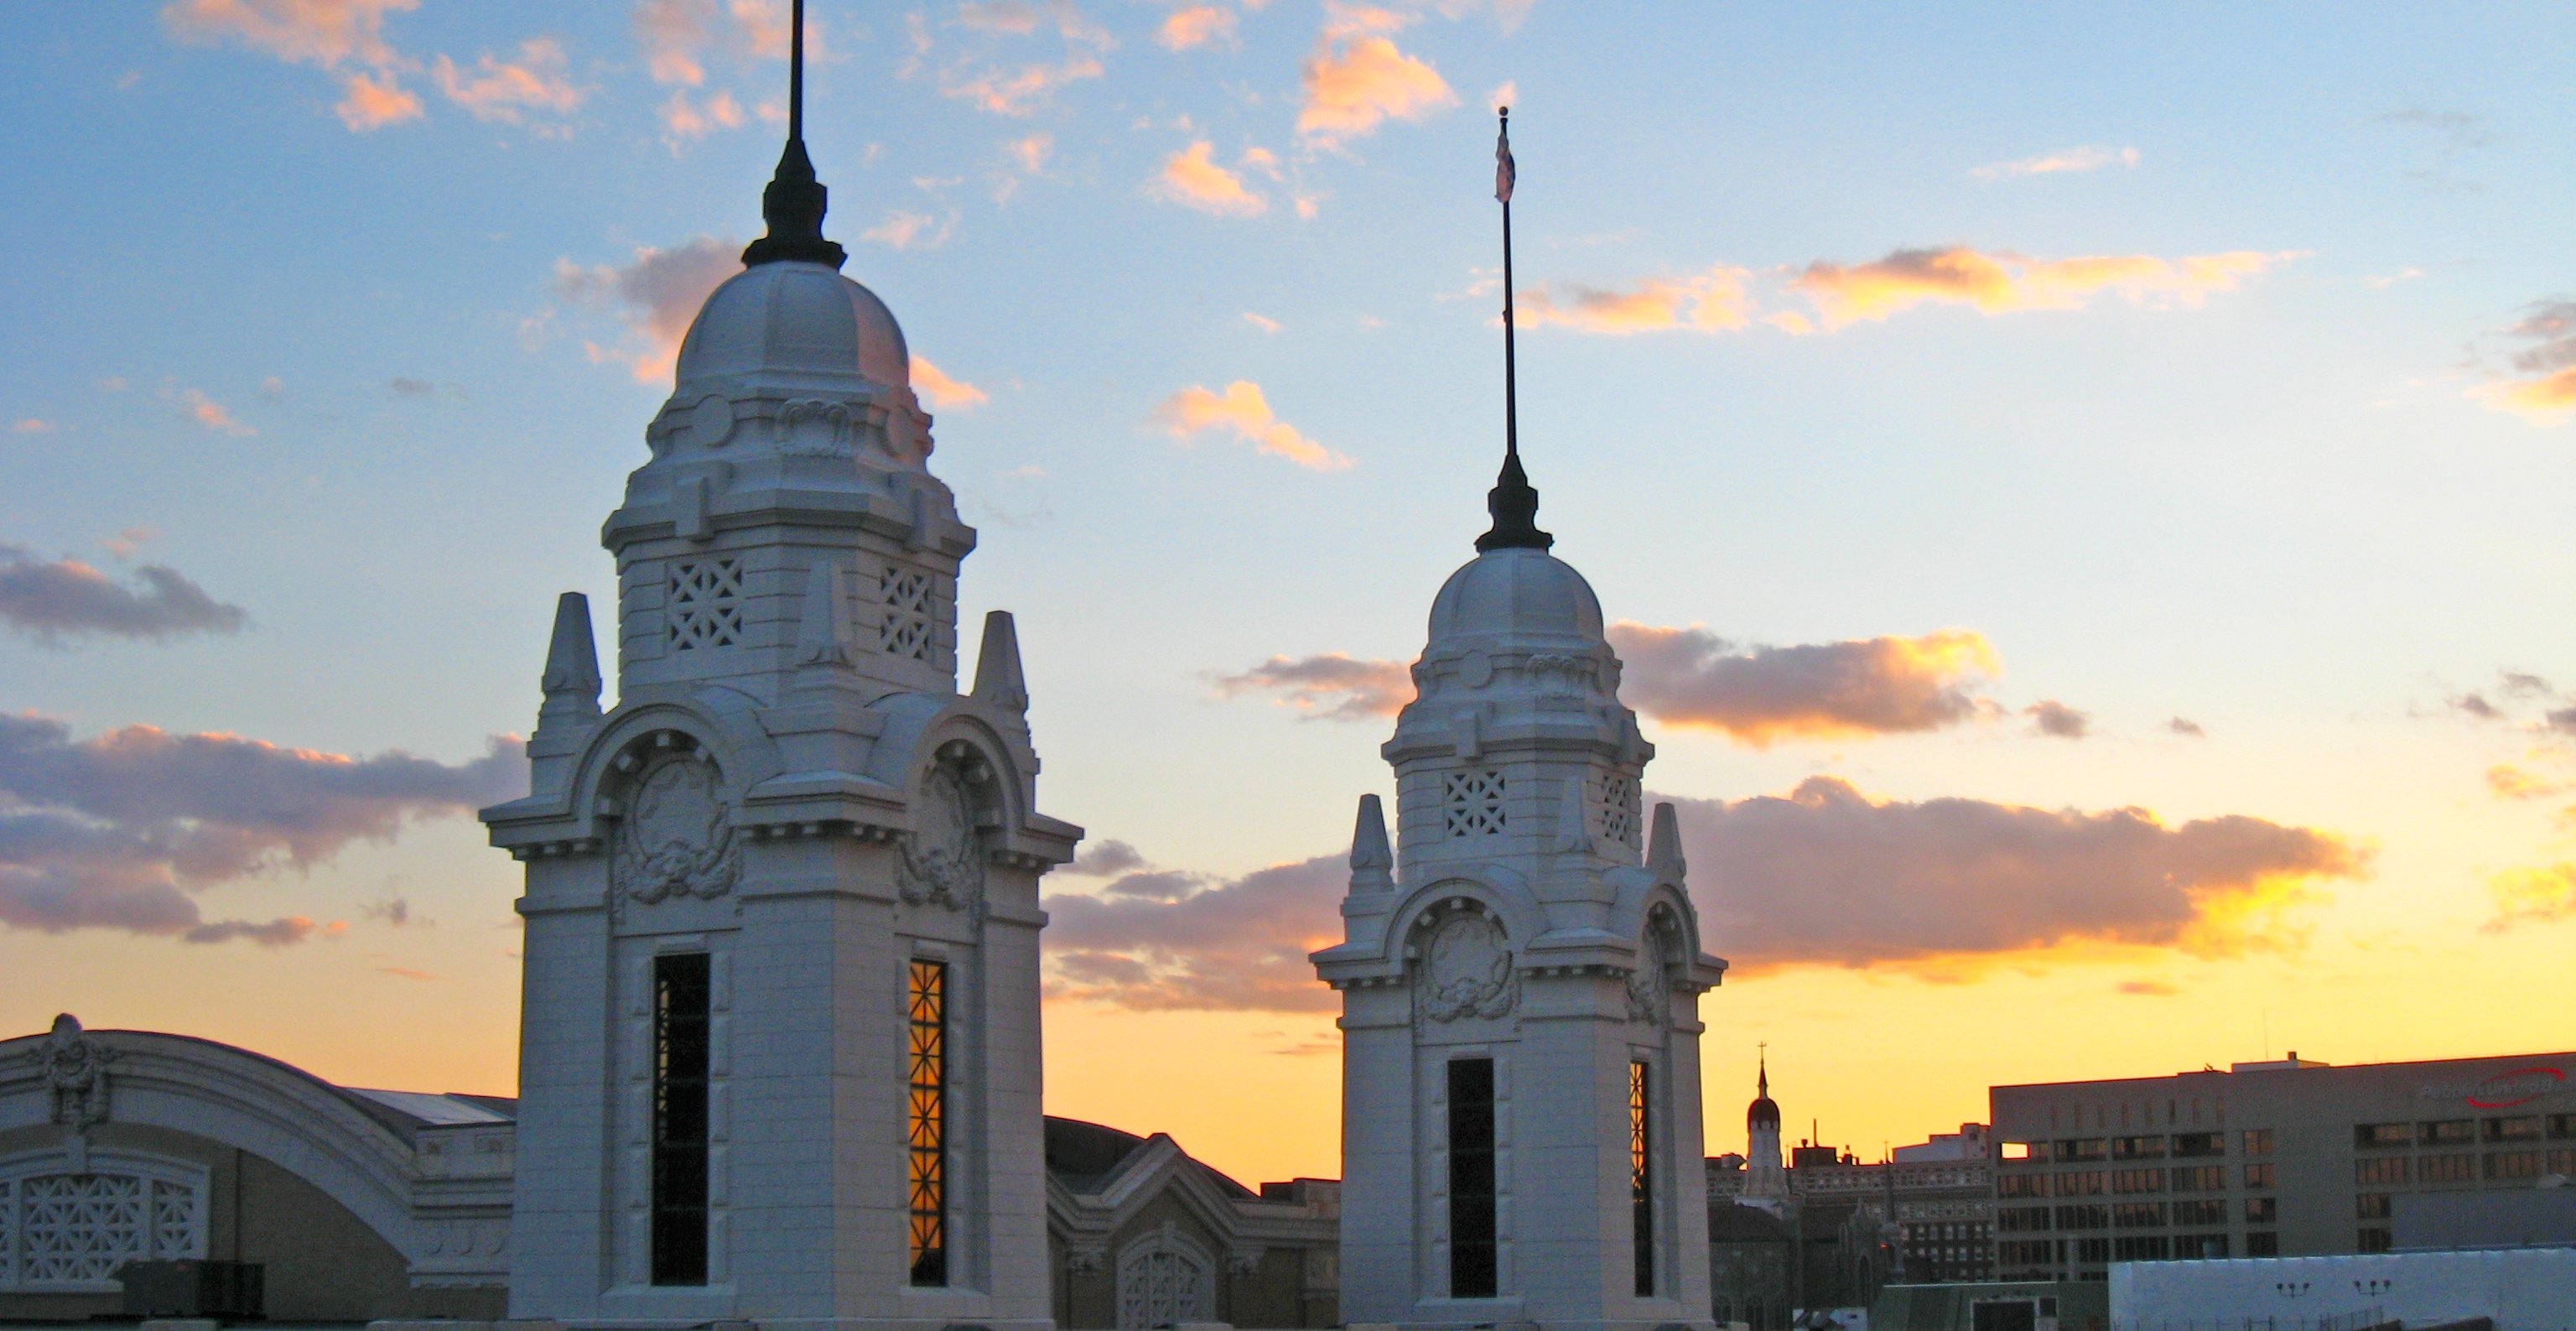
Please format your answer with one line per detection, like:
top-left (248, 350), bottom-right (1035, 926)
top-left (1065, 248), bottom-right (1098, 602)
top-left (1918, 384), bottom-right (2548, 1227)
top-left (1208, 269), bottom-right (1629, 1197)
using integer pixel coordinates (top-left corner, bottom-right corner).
top-left (1990, 1049), bottom-right (2576, 1282)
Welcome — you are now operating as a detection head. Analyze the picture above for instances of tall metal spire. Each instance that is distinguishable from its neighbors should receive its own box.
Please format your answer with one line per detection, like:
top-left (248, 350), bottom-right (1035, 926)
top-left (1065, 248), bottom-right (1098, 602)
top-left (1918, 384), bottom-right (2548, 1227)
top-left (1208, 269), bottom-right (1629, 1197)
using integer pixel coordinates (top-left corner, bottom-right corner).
top-left (1477, 105), bottom-right (1552, 554)
top-left (741, 0), bottom-right (848, 269)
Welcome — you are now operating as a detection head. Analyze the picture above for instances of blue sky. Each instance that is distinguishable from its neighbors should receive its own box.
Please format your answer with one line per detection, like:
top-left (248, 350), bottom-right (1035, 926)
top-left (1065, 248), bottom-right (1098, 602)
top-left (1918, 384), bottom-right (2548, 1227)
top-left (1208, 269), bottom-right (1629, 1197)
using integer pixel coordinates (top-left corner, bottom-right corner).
top-left (2, 0), bottom-right (2571, 1184)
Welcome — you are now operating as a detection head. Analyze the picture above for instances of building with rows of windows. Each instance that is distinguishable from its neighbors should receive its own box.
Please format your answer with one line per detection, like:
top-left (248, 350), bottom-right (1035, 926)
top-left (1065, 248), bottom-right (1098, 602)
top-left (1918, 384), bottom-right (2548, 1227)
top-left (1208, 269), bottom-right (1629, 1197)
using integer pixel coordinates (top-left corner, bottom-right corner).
top-left (1988, 1049), bottom-right (2576, 1282)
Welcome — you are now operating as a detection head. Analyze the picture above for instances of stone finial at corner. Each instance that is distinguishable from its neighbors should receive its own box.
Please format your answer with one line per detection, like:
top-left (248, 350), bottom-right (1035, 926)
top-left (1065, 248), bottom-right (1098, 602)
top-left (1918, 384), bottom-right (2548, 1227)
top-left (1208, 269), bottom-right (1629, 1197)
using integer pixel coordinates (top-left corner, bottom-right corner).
top-left (795, 559), bottom-right (857, 670)
top-left (1348, 793), bottom-right (1394, 892)
top-left (1647, 801), bottom-right (1685, 879)
top-left (538, 592), bottom-right (603, 728)
top-left (972, 611), bottom-right (1029, 711)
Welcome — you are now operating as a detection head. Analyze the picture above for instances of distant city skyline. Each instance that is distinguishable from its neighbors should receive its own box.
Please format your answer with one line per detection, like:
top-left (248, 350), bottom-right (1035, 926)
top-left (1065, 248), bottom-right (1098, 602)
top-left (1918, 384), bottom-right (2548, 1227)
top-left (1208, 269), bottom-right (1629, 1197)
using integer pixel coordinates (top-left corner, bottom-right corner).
top-left (2, 2), bottom-right (2571, 1190)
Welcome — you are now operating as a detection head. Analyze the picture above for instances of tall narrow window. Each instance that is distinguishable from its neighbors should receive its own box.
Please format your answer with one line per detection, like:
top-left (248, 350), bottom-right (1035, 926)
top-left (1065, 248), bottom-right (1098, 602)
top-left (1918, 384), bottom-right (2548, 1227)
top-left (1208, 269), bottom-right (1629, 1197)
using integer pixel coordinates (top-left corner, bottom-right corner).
top-left (906, 958), bottom-right (948, 1287)
top-left (651, 953), bottom-right (711, 1286)
top-left (1447, 1058), bottom-right (1497, 1297)
top-left (1630, 1059), bottom-right (1654, 1297)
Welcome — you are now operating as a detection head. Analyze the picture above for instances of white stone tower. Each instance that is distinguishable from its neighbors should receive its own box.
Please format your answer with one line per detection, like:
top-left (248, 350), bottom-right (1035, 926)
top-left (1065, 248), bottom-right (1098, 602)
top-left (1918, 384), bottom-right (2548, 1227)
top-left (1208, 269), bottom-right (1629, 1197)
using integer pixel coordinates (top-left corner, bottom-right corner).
top-left (1311, 398), bottom-right (1727, 1323)
top-left (1742, 1054), bottom-right (1786, 1214)
top-left (480, 15), bottom-right (1077, 1323)
top-left (1313, 108), bottom-right (1725, 1328)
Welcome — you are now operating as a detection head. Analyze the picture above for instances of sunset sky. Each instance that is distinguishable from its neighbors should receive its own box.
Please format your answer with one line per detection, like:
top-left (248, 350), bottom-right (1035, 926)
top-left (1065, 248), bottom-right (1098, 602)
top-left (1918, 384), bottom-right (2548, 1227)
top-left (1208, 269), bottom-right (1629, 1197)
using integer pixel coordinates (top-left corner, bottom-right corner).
top-left (3, 1), bottom-right (2573, 1190)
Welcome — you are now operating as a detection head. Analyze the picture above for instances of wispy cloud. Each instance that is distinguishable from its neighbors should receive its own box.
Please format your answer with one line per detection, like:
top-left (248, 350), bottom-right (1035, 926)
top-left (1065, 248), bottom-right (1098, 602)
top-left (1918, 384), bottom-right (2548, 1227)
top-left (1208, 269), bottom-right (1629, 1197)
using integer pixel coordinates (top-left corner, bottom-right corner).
top-left (1213, 653), bottom-right (1413, 720)
top-left (860, 209), bottom-right (957, 250)
top-left (1152, 141), bottom-right (1268, 216)
top-left (942, 55), bottom-right (1104, 114)
top-left (2474, 299), bottom-right (2576, 424)
top-left (433, 35), bottom-right (580, 126)
top-left (0, 712), bottom-right (523, 943)
top-left (1607, 623), bottom-right (2002, 745)
top-left (911, 356), bottom-right (989, 410)
top-left (1243, 312), bottom-right (1283, 333)
top-left (0, 544), bottom-right (247, 644)
top-left (1517, 267), bottom-right (1753, 335)
top-left (552, 236), bottom-right (741, 383)
top-left (171, 388), bottom-right (253, 436)
top-left (1297, 10), bottom-right (1456, 148)
top-left (335, 69), bottom-right (423, 129)
top-left (2025, 699), bottom-right (2093, 739)
top-left (1159, 4), bottom-right (1239, 49)
top-left (659, 88), bottom-right (745, 143)
top-left (1792, 246), bottom-right (2299, 329)
top-left (1972, 145), bottom-right (2139, 180)
top-left (1154, 381), bottom-right (1351, 471)
top-left (2486, 863), bottom-right (2576, 932)
top-left (12, 419), bottom-right (56, 434)
top-left (163, 0), bottom-right (428, 133)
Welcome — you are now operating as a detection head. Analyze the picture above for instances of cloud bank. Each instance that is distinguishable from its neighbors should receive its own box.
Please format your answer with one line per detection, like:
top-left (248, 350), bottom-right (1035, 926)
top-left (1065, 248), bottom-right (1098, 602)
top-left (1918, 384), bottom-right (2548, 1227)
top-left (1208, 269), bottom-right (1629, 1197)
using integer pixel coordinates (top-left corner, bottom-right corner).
top-left (0, 545), bottom-right (248, 644)
top-left (1046, 854), bottom-right (1344, 1012)
top-left (1607, 623), bottom-right (1999, 745)
top-left (1038, 781), bottom-right (2364, 1011)
top-left (1213, 654), bottom-right (1413, 720)
top-left (2476, 299), bottom-right (2576, 424)
top-left (0, 713), bottom-right (525, 943)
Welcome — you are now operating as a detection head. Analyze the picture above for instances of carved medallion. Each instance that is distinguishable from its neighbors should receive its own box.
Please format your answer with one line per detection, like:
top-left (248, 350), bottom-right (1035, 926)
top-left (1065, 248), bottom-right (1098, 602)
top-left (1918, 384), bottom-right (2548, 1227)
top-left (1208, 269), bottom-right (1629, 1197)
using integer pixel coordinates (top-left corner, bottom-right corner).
top-left (613, 756), bottom-right (740, 904)
top-left (1414, 909), bottom-right (1517, 1027)
top-left (896, 759), bottom-right (988, 915)
top-left (777, 398), bottom-right (859, 457)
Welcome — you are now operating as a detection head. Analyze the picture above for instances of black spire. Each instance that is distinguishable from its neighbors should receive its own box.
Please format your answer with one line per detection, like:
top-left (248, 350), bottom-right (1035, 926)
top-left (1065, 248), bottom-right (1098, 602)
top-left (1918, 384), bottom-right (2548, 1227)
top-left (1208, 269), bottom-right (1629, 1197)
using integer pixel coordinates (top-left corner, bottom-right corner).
top-left (1477, 106), bottom-right (1551, 554)
top-left (741, 0), bottom-right (847, 270)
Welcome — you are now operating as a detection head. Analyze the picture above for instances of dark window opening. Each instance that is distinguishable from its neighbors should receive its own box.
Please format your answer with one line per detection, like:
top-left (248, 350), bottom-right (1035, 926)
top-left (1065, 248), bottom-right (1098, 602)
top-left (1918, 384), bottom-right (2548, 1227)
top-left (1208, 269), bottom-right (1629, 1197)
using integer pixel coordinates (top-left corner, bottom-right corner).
top-left (1449, 1058), bottom-right (1498, 1297)
top-left (907, 958), bottom-right (948, 1287)
top-left (1631, 1060), bottom-right (1654, 1297)
top-left (651, 953), bottom-right (711, 1287)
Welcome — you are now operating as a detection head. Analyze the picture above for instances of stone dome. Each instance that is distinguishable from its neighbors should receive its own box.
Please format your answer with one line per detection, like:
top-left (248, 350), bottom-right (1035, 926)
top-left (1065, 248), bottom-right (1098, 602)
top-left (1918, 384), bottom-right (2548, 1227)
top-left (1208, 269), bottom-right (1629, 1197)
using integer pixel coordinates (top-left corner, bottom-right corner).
top-left (1748, 1092), bottom-right (1781, 1131)
top-left (1426, 546), bottom-right (1606, 647)
top-left (673, 259), bottom-right (910, 392)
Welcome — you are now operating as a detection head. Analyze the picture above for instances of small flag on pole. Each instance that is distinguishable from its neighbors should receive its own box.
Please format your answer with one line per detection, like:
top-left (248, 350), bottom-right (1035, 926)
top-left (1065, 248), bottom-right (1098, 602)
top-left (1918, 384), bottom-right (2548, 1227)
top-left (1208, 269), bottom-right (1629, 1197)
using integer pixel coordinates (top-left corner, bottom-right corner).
top-left (1494, 109), bottom-right (1515, 203)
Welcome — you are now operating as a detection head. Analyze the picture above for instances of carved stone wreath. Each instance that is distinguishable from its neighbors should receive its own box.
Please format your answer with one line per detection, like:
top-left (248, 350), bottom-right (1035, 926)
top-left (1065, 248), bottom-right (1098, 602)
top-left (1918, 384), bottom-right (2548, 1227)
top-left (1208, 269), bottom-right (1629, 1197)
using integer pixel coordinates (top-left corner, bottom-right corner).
top-left (613, 755), bottom-right (740, 905)
top-left (1413, 908), bottom-right (1518, 1028)
top-left (896, 756), bottom-right (990, 916)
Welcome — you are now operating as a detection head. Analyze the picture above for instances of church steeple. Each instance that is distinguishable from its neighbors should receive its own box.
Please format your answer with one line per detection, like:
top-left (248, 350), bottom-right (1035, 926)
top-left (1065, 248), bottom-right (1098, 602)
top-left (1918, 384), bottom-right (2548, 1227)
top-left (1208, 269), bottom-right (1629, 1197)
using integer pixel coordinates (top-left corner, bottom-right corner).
top-left (740, 0), bottom-right (847, 271)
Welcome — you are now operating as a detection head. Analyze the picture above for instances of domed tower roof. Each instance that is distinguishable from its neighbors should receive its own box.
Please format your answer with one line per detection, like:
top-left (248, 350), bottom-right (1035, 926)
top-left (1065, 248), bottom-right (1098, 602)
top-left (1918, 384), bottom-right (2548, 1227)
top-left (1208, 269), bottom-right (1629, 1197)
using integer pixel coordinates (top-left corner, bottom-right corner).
top-left (1748, 1053), bottom-right (1781, 1131)
top-left (1425, 545), bottom-right (1605, 650)
top-left (673, 262), bottom-right (911, 394)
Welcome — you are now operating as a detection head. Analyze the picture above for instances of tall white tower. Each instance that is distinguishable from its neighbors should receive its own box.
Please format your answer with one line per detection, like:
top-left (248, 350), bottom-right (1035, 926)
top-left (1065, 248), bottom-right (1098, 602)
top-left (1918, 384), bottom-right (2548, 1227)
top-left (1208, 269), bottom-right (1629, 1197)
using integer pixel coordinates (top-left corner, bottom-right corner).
top-left (1311, 451), bottom-right (1727, 1326)
top-left (480, 18), bottom-right (1077, 1323)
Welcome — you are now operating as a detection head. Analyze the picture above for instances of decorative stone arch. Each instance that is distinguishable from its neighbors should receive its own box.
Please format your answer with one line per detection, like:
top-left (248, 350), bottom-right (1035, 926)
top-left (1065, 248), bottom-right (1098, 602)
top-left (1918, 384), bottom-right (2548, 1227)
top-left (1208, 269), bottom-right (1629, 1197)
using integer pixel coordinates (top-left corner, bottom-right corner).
top-left (1114, 1219), bottom-right (1215, 1330)
top-left (0, 1032), bottom-right (438, 1278)
top-left (569, 693), bottom-right (776, 828)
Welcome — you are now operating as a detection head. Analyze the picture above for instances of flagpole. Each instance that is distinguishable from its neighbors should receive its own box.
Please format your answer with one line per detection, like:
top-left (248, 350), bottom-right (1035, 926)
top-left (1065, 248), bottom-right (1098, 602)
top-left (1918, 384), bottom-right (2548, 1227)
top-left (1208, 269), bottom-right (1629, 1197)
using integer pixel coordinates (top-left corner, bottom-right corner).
top-left (1499, 107), bottom-right (1518, 469)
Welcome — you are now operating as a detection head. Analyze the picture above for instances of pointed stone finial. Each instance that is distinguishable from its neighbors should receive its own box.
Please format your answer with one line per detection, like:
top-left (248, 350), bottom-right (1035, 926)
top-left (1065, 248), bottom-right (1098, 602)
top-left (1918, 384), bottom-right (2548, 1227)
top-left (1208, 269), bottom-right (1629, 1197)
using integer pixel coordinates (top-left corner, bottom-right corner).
top-left (1348, 793), bottom-right (1394, 892)
top-left (538, 592), bottom-right (602, 725)
top-left (741, 0), bottom-right (847, 270)
top-left (972, 611), bottom-right (1029, 710)
top-left (1647, 801), bottom-right (1685, 877)
top-left (795, 559), bottom-right (855, 668)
